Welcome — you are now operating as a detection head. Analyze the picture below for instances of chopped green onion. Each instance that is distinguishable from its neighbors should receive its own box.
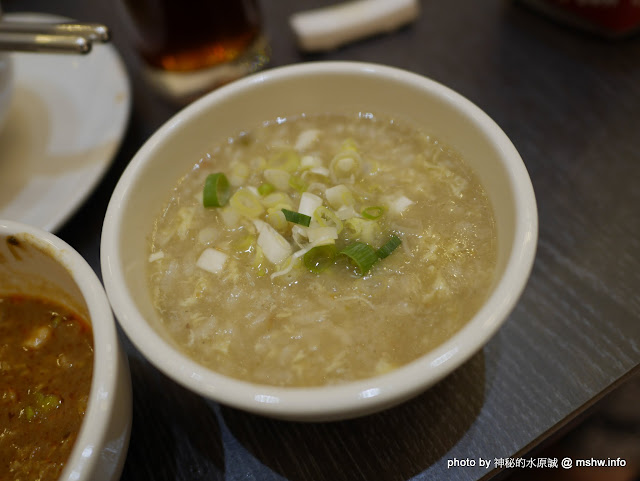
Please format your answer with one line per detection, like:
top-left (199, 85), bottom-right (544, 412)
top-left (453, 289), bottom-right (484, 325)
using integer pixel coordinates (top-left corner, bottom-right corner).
top-left (266, 208), bottom-right (288, 231)
top-left (304, 245), bottom-right (337, 273)
top-left (340, 242), bottom-right (379, 275)
top-left (362, 206), bottom-right (385, 220)
top-left (313, 206), bottom-right (343, 233)
top-left (24, 405), bottom-right (36, 421)
top-left (288, 175), bottom-right (308, 193)
top-left (203, 173), bottom-right (230, 207)
top-left (258, 183), bottom-right (275, 196)
top-left (377, 235), bottom-right (402, 259)
top-left (229, 189), bottom-right (264, 218)
top-left (282, 209), bottom-right (311, 227)
top-left (268, 149), bottom-right (300, 173)
top-left (34, 391), bottom-right (61, 412)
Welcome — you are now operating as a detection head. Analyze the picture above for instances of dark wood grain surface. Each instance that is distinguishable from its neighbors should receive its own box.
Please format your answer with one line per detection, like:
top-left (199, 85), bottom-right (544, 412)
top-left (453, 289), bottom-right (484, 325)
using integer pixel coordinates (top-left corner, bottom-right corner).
top-left (2, 1), bottom-right (639, 480)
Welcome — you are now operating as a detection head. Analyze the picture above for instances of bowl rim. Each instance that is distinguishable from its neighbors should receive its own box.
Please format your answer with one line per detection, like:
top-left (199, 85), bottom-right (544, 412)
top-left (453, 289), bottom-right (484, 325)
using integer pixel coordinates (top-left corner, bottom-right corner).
top-left (101, 61), bottom-right (538, 419)
top-left (0, 219), bottom-right (129, 477)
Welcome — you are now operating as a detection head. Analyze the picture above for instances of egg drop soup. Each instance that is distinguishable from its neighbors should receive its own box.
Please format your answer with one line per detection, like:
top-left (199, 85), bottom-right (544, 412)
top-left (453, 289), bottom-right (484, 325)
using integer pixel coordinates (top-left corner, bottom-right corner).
top-left (148, 113), bottom-right (497, 387)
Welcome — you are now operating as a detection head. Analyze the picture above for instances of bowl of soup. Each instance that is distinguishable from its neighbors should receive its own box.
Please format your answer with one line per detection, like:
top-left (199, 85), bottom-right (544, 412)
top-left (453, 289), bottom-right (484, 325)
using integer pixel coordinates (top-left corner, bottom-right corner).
top-left (0, 220), bottom-right (131, 480)
top-left (101, 61), bottom-right (537, 421)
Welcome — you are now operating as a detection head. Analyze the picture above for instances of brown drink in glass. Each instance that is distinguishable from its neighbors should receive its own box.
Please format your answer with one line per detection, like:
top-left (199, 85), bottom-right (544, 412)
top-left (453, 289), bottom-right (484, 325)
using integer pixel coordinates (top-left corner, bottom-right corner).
top-left (122, 0), bottom-right (269, 103)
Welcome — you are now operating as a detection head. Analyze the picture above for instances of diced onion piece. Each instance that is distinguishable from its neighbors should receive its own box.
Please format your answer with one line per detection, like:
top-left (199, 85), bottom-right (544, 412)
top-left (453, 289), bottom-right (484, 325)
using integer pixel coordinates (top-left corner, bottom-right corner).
top-left (196, 248), bottom-right (228, 274)
top-left (24, 326), bottom-right (52, 349)
top-left (148, 251), bottom-right (165, 262)
top-left (295, 129), bottom-right (321, 151)
top-left (252, 219), bottom-right (268, 233)
top-left (304, 244), bottom-right (337, 273)
top-left (377, 235), bottom-right (402, 259)
top-left (309, 167), bottom-right (330, 177)
top-left (257, 224), bottom-right (293, 265)
top-left (246, 186), bottom-right (260, 197)
top-left (340, 242), bottom-right (379, 275)
top-left (307, 226), bottom-right (338, 244)
top-left (197, 227), bottom-right (218, 244)
top-left (282, 208), bottom-right (312, 227)
top-left (264, 169), bottom-right (291, 191)
top-left (298, 192), bottom-right (323, 217)
top-left (389, 195), bottom-right (414, 215)
top-left (219, 206), bottom-right (241, 228)
top-left (229, 188), bottom-right (264, 219)
top-left (325, 184), bottom-right (355, 209)
top-left (300, 155), bottom-right (323, 169)
top-left (266, 208), bottom-right (288, 231)
top-left (336, 205), bottom-right (358, 220)
top-left (261, 192), bottom-right (293, 209)
top-left (203, 173), bottom-right (231, 207)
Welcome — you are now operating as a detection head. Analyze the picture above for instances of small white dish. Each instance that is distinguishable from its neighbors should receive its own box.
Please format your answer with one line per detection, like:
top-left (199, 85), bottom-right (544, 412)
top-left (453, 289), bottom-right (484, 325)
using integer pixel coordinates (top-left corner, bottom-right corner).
top-left (0, 219), bottom-right (132, 481)
top-left (0, 13), bottom-right (130, 232)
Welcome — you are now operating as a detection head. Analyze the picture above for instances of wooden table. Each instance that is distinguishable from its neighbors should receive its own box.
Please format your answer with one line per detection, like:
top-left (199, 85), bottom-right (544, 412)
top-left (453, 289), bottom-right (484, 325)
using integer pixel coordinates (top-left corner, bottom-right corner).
top-left (3, 1), bottom-right (639, 479)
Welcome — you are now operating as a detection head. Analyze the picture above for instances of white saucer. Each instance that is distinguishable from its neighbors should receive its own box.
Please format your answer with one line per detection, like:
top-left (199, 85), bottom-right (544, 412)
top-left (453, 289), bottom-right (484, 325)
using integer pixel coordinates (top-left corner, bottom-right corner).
top-left (0, 13), bottom-right (131, 232)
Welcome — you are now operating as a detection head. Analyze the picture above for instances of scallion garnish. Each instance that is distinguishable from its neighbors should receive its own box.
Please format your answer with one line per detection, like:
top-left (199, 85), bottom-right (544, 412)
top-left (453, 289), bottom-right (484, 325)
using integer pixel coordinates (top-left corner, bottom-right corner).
top-left (282, 209), bottom-right (312, 227)
top-left (203, 173), bottom-right (230, 208)
top-left (362, 206), bottom-right (385, 220)
top-left (288, 175), bottom-right (308, 193)
top-left (340, 242), bottom-right (379, 275)
top-left (258, 182), bottom-right (275, 196)
top-left (304, 245), bottom-right (337, 273)
top-left (376, 235), bottom-right (402, 259)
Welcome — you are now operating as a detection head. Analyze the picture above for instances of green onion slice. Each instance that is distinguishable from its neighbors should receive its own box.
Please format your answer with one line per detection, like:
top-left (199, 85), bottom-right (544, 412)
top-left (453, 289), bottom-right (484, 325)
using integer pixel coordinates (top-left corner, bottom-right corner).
top-left (362, 206), bottom-right (385, 220)
top-left (282, 208), bottom-right (312, 227)
top-left (377, 235), bottom-right (402, 259)
top-left (304, 244), bottom-right (337, 273)
top-left (288, 175), bottom-right (308, 193)
top-left (340, 242), bottom-right (379, 275)
top-left (258, 183), bottom-right (275, 196)
top-left (203, 173), bottom-right (230, 207)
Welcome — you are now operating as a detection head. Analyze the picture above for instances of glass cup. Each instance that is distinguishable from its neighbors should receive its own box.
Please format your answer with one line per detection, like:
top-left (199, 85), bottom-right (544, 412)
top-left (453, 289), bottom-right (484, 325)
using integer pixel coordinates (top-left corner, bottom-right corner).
top-left (120, 0), bottom-right (270, 104)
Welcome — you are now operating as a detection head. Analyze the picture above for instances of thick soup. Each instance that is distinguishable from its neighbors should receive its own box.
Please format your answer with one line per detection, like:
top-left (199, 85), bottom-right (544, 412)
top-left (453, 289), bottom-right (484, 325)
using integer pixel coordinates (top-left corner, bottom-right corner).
top-left (0, 295), bottom-right (93, 480)
top-left (148, 112), bottom-right (497, 387)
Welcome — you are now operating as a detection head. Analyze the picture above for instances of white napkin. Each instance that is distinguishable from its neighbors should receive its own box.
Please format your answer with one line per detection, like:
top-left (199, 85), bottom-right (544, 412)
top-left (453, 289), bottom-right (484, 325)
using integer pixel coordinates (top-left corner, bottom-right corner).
top-left (290, 0), bottom-right (421, 52)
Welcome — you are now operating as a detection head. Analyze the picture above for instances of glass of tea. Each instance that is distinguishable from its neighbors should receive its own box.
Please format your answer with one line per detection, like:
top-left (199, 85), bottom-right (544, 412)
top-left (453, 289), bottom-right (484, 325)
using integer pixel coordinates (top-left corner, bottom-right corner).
top-left (120, 0), bottom-right (270, 104)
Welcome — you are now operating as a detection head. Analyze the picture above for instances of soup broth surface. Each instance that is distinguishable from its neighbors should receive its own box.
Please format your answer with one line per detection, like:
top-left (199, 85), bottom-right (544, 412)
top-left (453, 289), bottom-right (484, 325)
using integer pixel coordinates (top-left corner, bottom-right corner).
top-left (148, 113), bottom-right (497, 387)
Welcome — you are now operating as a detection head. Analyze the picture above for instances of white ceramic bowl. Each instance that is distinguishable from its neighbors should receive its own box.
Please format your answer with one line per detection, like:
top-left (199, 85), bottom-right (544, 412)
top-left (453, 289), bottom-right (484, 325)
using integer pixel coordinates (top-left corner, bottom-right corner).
top-left (101, 61), bottom-right (537, 421)
top-left (0, 220), bottom-right (131, 480)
